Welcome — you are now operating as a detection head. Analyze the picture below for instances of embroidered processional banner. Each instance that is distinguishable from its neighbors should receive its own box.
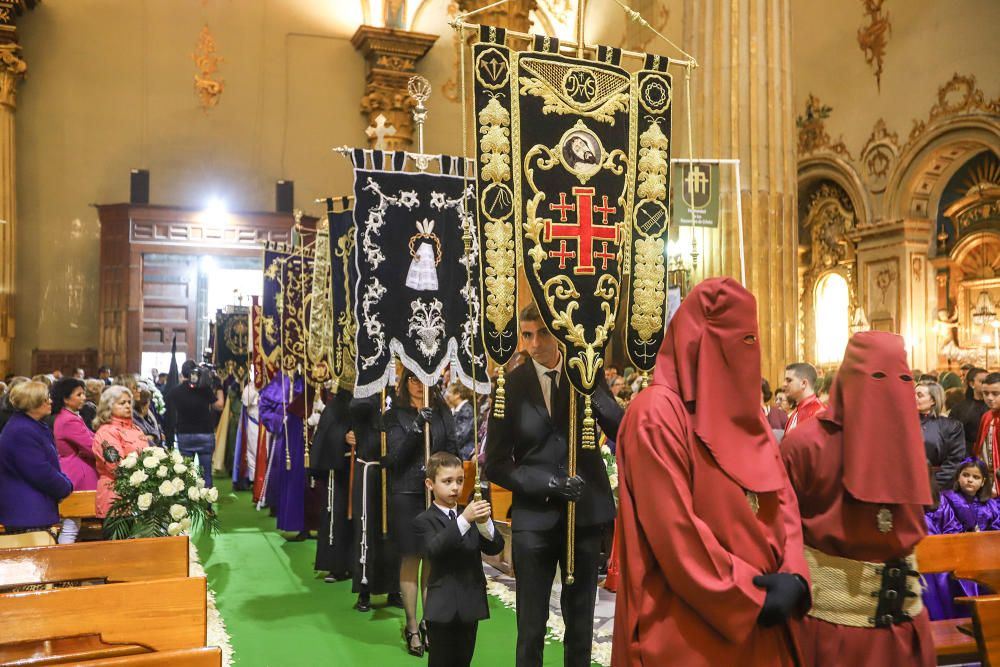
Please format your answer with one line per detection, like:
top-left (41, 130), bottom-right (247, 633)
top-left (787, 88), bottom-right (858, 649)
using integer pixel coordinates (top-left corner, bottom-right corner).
top-left (213, 307), bottom-right (250, 383)
top-left (327, 203), bottom-right (358, 389)
top-left (251, 296), bottom-right (271, 391)
top-left (306, 220), bottom-right (334, 387)
top-left (472, 27), bottom-right (673, 389)
top-left (260, 245), bottom-right (289, 383)
top-left (350, 149), bottom-right (489, 399)
top-left (279, 247), bottom-right (314, 375)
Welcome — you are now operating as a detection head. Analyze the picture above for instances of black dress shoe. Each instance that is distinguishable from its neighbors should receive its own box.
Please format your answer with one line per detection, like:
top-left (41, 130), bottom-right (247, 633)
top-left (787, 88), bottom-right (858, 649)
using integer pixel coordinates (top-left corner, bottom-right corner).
top-left (324, 571), bottom-right (351, 583)
top-left (354, 594), bottom-right (371, 612)
top-left (386, 592), bottom-right (404, 608)
top-left (285, 531), bottom-right (309, 542)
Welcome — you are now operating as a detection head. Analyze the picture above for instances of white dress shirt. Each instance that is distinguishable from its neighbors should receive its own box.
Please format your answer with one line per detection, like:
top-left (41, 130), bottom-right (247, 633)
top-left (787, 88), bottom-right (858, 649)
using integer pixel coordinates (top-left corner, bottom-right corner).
top-left (433, 501), bottom-right (495, 539)
top-left (531, 354), bottom-right (562, 417)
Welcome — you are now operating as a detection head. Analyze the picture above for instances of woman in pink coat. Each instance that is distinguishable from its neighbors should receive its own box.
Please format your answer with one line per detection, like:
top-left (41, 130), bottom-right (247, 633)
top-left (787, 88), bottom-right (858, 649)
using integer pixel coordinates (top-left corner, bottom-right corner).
top-left (53, 378), bottom-right (98, 490)
top-left (52, 378), bottom-right (98, 543)
top-left (91, 386), bottom-right (148, 523)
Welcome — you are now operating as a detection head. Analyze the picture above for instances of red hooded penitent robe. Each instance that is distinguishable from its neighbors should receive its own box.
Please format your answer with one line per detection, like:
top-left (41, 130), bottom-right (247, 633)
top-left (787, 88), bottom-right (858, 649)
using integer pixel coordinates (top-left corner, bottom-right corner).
top-left (613, 278), bottom-right (810, 667)
top-left (780, 331), bottom-right (934, 667)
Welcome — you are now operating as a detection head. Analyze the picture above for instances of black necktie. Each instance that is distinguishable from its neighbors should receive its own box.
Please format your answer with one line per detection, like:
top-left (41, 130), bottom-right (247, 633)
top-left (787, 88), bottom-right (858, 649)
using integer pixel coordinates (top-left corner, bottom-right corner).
top-left (448, 509), bottom-right (456, 522)
top-left (545, 370), bottom-right (558, 417)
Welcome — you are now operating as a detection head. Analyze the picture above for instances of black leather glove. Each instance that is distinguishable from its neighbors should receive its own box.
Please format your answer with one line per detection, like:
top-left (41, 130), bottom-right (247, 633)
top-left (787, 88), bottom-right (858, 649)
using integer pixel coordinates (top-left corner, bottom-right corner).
top-left (753, 573), bottom-right (809, 627)
top-left (547, 475), bottom-right (586, 502)
top-left (409, 407), bottom-right (434, 433)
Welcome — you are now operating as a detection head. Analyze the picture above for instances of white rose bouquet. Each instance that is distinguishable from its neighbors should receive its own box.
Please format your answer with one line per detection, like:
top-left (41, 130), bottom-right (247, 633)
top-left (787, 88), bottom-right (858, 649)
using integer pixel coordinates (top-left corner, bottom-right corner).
top-left (601, 441), bottom-right (619, 505)
top-left (104, 446), bottom-right (219, 539)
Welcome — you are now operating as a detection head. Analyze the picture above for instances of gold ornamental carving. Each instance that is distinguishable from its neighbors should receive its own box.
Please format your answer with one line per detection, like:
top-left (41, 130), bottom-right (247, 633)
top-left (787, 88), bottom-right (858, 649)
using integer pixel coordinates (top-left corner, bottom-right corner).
top-left (352, 25), bottom-right (437, 151)
top-left (192, 26), bottom-right (224, 110)
top-left (904, 73), bottom-right (1000, 152)
top-left (796, 94), bottom-right (850, 158)
top-left (857, 0), bottom-right (891, 91)
top-left (0, 43), bottom-right (26, 110)
top-left (858, 118), bottom-right (899, 194)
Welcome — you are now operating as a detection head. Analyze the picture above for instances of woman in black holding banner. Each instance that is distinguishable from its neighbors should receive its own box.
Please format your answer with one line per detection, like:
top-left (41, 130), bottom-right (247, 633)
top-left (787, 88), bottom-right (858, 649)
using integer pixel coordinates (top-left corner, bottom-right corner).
top-left (384, 367), bottom-right (458, 656)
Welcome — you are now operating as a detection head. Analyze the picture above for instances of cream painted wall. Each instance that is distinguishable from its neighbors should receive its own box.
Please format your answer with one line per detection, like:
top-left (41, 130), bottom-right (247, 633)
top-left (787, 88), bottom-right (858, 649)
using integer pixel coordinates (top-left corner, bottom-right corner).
top-left (14, 0), bottom-right (369, 372)
top-left (790, 0), bottom-right (1000, 159)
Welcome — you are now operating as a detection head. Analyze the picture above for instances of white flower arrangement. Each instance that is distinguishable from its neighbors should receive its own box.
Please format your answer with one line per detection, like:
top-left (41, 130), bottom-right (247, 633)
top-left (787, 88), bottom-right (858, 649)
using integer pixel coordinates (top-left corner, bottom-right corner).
top-left (104, 447), bottom-right (219, 540)
top-left (601, 442), bottom-right (619, 505)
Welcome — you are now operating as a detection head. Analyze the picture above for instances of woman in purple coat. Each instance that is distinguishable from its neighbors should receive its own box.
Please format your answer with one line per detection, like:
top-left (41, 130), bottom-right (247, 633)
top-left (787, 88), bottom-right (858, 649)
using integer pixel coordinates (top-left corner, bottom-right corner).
top-left (0, 381), bottom-right (73, 536)
top-left (52, 377), bottom-right (97, 543)
top-left (924, 458), bottom-right (1000, 619)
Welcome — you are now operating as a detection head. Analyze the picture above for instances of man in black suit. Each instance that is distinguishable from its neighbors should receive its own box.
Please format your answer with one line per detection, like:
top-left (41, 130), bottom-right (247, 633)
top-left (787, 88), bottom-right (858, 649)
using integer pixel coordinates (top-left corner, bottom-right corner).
top-left (485, 303), bottom-right (623, 667)
top-left (415, 452), bottom-right (505, 667)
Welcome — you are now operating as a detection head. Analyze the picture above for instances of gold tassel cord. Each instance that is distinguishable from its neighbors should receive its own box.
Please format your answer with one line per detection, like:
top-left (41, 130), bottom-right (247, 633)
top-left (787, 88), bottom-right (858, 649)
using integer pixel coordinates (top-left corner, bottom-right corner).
top-left (581, 394), bottom-right (595, 449)
top-left (566, 388), bottom-right (577, 586)
top-left (493, 367), bottom-right (506, 419)
top-left (380, 387), bottom-right (389, 536)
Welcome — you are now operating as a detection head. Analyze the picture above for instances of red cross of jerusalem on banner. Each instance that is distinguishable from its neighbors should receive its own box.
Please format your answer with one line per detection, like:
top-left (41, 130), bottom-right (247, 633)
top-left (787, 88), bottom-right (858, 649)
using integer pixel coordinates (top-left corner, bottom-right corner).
top-left (473, 29), bottom-right (674, 445)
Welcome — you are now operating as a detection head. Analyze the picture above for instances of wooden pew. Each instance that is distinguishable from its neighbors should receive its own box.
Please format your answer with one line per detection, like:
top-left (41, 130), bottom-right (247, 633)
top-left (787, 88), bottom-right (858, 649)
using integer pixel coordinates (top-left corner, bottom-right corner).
top-left (0, 536), bottom-right (189, 592)
top-left (0, 576), bottom-right (207, 657)
top-left (956, 594), bottom-right (1000, 667)
top-left (916, 531), bottom-right (1000, 664)
top-left (66, 646), bottom-right (222, 666)
top-left (0, 531), bottom-right (55, 549)
top-left (59, 491), bottom-right (97, 519)
top-left (484, 483), bottom-right (514, 575)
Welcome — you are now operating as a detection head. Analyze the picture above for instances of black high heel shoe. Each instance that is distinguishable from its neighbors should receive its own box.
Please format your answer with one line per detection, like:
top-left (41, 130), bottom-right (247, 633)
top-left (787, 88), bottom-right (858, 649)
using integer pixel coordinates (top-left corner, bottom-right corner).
top-left (404, 628), bottom-right (424, 657)
top-left (419, 619), bottom-right (429, 649)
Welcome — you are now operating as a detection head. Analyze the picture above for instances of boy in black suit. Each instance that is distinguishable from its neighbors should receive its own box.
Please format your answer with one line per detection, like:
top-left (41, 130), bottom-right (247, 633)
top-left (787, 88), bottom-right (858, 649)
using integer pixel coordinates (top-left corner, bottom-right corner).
top-left (415, 451), bottom-right (505, 667)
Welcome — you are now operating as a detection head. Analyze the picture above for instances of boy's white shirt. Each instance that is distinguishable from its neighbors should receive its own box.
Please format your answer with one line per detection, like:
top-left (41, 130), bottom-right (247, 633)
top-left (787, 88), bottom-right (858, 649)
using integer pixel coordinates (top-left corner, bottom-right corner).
top-left (433, 501), bottom-right (495, 539)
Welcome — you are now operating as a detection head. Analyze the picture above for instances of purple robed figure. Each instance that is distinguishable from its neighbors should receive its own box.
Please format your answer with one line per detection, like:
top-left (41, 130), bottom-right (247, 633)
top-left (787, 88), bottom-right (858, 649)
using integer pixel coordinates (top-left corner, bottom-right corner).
top-left (923, 488), bottom-right (1000, 620)
top-left (259, 372), bottom-right (307, 533)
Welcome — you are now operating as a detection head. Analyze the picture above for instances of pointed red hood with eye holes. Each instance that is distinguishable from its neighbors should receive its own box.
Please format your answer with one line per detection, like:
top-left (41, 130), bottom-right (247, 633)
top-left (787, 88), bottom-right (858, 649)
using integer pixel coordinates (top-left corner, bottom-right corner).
top-left (652, 277), bottom-right (785, 492)
top-left (821, 331), bottom-right (932, 506)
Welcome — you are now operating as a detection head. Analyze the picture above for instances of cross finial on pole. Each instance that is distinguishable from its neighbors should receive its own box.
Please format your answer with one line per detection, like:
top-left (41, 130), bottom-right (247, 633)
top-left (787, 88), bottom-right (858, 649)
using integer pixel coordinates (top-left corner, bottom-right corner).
top-left (365, 114), bottom-right (397, 150)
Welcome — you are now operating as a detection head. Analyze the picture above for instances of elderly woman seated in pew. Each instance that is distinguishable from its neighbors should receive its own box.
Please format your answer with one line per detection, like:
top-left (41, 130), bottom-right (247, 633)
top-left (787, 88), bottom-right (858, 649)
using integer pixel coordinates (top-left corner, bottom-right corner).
top-left (0, 380), bottom-right (73, 538)
top-left (91, 385), bottom-right (149, 536)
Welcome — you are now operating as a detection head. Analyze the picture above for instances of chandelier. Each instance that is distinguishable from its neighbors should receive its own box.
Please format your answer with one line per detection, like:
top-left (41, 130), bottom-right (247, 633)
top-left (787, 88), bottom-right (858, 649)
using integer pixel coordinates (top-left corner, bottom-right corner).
top-left (972, 290), bottom-right (997, 327)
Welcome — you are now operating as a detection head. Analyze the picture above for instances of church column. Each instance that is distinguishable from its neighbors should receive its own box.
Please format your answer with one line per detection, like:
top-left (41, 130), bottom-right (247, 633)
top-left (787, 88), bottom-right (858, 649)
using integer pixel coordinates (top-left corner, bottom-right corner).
top-left (682, 0), bottom-right (799, 381)
top-left (0, 2), bottom-right (33, 377)
top-left (351, 26), bottom-right (437, 151)
top-left (455, 0), bottom-right (537, 30)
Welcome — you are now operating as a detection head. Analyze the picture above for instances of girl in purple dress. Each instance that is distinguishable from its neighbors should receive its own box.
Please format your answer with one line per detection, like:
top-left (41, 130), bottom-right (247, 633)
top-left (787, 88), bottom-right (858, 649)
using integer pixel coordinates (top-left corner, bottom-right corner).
top-left (924, 457), bottom-right (1000, 619)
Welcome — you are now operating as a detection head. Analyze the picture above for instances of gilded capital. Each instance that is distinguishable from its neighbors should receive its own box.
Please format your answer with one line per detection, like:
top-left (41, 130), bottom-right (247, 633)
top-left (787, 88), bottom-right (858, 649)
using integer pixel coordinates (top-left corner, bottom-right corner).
top-left (351, 25), bottom-right (437, 151)
top-left (0, 42), bottom-right (25, 109)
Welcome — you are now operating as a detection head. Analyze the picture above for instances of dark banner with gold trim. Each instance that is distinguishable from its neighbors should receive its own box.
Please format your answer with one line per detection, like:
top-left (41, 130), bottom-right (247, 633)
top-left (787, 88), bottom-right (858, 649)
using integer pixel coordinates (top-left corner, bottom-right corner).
top-left (213, 307), bottom-right (250, 383)
top-left (475, 31), bottom-right (634, 395)
top-left (328, 204), bottom-right (358, 389)
top-left (625, 60), bottom-right (673, 372)
top-left (279, 247), bottom-right (314, 374)
top-left (473, 32), bottom-right (518, 368)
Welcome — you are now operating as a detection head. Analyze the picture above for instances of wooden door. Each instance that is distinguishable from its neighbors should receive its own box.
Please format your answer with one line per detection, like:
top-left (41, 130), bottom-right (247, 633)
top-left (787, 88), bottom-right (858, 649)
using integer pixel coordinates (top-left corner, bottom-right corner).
top-left (141, 254), bottom-right (198, 357)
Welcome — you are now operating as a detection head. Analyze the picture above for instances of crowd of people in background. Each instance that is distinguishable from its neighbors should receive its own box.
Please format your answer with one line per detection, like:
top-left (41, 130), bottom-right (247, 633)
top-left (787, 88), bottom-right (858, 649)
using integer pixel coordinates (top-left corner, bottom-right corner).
top-left (0, 360), bottom-right (225, 543)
